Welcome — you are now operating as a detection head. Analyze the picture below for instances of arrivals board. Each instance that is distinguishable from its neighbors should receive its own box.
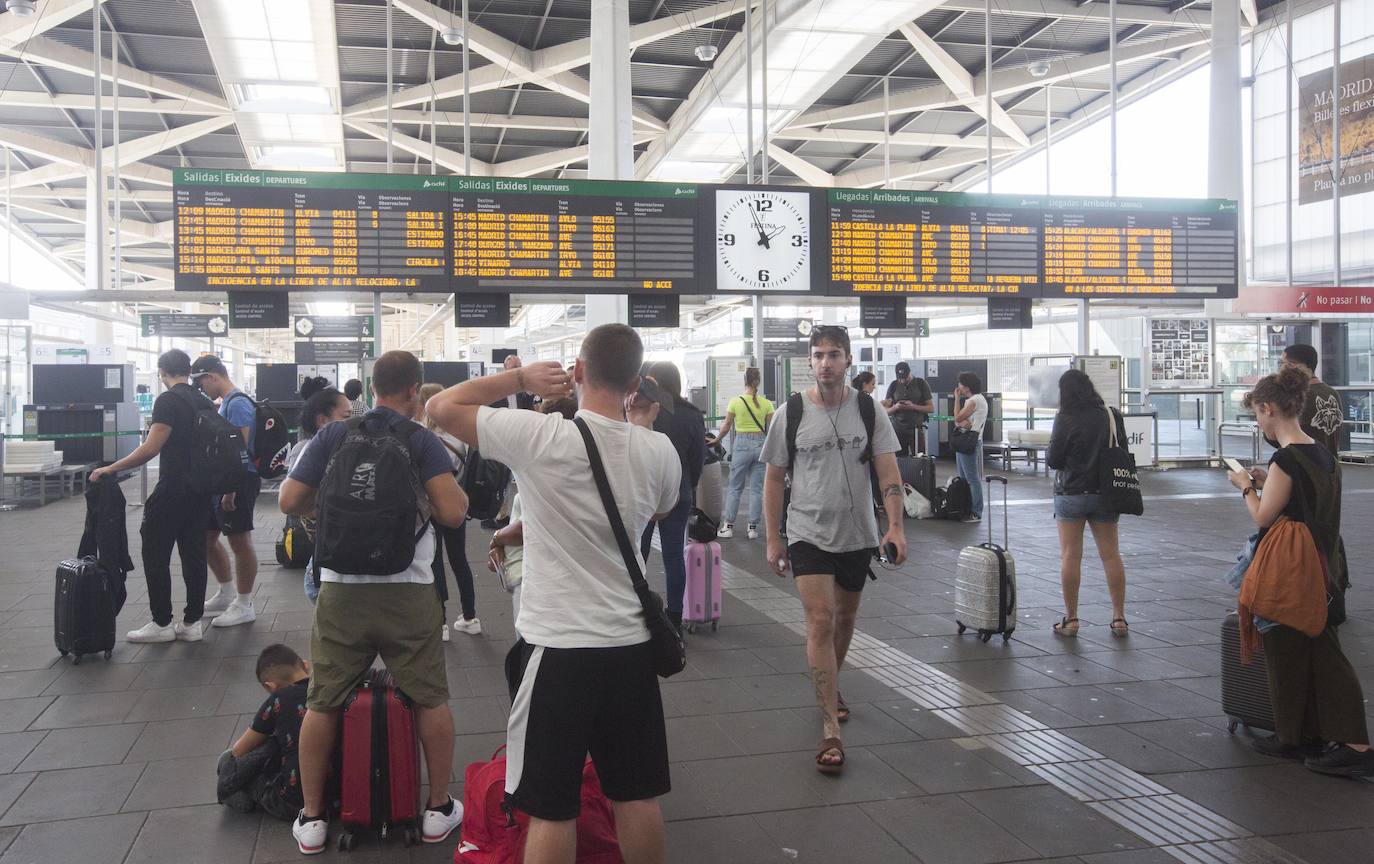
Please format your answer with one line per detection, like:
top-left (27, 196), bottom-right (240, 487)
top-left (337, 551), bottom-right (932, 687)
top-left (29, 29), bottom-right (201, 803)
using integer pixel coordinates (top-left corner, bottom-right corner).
top-left (828, 189), bottom-right (1040, 296)
top-left (452, 178), bottom-right (699, 294)
top-left (174, 170), bottom-right (450, 291)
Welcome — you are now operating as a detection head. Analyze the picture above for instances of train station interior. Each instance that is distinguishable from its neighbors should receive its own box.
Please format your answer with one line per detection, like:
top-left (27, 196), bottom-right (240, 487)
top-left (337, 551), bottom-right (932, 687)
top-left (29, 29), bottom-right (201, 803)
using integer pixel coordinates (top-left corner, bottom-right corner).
top-left (0, 0), bottom-right (1370, 862)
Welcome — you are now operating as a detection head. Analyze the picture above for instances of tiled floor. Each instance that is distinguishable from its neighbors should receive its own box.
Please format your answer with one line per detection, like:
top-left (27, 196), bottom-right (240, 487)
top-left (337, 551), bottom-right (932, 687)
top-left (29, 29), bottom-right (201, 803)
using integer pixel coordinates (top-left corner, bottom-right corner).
top-left (0, 462), bottom-right (1371, 863)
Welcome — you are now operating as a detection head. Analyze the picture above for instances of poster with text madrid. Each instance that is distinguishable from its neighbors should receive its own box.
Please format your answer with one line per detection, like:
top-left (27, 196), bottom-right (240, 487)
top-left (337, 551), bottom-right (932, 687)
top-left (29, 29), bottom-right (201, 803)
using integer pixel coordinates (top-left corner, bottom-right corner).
top-left (1298, 51), bottom-right (1374, 204)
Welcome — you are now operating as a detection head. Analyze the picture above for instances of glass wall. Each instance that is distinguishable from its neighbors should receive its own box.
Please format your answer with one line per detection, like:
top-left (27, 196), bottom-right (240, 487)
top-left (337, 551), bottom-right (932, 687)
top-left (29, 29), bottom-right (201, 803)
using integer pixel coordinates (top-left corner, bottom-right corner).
top-left (1251, 0), bottom-right (1374, 284)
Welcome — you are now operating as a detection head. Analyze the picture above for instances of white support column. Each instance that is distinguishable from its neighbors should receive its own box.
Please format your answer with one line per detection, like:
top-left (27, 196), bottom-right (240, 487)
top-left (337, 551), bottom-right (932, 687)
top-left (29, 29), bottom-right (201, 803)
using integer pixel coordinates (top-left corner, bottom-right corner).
top-left (462, 0), bottom-right (471, 175)
top-left (1331, 0), bottom-right (1341, 287)
top-left (984, 0), bottom-right (992, 192)
top-left (387, 0), bottom-right (394, 173)
top-left (1207, 0), bottom-right (1243, 315)
top-left (744, 0), bottom-right (754, 184)
top-left (89, 3), bottom-right (104, 294)
top-left (586, 0), bottom-right (633, 327)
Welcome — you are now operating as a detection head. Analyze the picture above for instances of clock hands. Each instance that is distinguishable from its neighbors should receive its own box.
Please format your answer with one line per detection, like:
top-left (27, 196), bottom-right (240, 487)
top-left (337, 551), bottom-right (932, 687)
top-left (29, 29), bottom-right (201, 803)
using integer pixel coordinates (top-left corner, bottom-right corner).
top-left (748, 205), bottom-right (771, 250)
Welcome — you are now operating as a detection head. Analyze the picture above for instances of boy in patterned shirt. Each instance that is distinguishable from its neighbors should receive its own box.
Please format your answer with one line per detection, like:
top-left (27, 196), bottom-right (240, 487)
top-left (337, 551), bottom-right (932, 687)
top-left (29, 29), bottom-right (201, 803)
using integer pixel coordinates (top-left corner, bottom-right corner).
top-left (217, 644), bottom-right (311, 820)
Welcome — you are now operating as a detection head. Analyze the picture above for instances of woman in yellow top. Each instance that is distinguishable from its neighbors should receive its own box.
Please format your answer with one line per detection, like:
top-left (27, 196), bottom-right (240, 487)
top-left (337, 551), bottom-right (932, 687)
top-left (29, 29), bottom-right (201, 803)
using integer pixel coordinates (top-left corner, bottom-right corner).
top-left (708, 367), bottom-right (774, 539)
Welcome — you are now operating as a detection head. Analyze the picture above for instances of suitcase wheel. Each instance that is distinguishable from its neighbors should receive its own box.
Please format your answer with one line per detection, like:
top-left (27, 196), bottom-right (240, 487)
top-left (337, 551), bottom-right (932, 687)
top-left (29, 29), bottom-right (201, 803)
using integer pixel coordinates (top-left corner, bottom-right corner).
top-left (711, 620), bottom-right (718, 632)
top-left (1227, 718), bottom-right (1238, 734)
top-left (72, 654), bottom-right (83, 666)
top-left (58, 649), bottom-right (68, 658)
top-left (104, 650), bottom-right (113, 660)
top-left (1001, 632), bottom-right (1011, 643)
top-left (337, 830), bottom-right (356, 852)
top-left (685, 622), bottom-right (696, 635)
top-left (401, 826), bottom-right (418, 847)
top-left (979, 631), bottom-right (992, 643)
top-left (956, 621), bottom-right (967, 635)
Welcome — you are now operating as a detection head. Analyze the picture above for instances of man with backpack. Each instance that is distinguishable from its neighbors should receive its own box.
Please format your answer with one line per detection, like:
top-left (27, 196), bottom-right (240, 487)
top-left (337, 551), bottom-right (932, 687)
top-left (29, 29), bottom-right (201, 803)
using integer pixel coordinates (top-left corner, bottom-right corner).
top-left (191, 355), bottom-right (265, 628)
top-left (91, 349), bottom-right (214, 643)
top-left (425, 325), bottom-right (680, 864)
top-left (761, 325), bottom-right (907, 775)
top-left (279, 350), bottom-right (469, 855)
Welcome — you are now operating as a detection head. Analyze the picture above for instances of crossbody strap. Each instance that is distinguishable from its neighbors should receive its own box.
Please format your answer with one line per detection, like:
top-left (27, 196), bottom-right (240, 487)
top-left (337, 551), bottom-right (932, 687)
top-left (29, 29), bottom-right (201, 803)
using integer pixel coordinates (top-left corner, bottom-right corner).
top-left (1105, 407), bottom-right (1119, 448)
top-left (739, 397), bottom-right (764, 431)
top-left (573, 417), bottom-right (647, 591)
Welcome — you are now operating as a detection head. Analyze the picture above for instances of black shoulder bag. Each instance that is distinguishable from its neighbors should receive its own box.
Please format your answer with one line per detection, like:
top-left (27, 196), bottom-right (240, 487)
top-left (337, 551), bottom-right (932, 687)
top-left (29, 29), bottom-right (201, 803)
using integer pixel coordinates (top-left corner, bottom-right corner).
top-left (574, 417), bottom-right (687, 679)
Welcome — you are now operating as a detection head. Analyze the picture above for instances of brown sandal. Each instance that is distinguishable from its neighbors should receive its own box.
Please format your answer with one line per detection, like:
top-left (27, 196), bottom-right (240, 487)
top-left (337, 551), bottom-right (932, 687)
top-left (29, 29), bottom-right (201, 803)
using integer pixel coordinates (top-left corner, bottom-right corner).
top-left (836, 692), bottom-right (850, 724)
top-left (816, 737), bottom-right (845, 774)
top-left (1053, 616), bottom-right (1079, 637)
top-left (1109, 618), bottom-right (1130, 637)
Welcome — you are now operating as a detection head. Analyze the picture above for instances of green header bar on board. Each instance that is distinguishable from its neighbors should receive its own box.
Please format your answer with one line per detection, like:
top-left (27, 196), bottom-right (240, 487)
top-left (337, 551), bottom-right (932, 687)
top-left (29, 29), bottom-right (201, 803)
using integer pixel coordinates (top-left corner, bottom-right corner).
top-left (174, 169), bottom-right (697, 199)
top-left (826, 188), bottom-right (1237, 213)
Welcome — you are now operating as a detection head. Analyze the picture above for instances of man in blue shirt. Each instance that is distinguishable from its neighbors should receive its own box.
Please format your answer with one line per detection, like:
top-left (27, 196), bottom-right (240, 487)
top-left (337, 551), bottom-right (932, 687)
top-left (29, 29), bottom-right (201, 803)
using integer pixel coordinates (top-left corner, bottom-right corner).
top-left (191, 355), bottom-right (261, 628)
top-left (280, 350), bottom-right (469, 855)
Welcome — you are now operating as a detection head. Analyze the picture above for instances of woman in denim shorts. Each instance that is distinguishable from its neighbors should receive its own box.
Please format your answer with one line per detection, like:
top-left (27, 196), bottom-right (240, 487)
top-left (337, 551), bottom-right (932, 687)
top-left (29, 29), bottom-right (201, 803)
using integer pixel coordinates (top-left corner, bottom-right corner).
top-left (1046, 370), bottom-right (1130, 638)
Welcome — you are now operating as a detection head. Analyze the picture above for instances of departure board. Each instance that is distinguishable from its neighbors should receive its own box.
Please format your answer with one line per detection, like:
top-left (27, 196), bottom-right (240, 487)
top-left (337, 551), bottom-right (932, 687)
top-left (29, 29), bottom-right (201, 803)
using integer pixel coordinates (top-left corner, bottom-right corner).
top-left (451, 178), bottom-right (698, 294)
top-left (174, 170), bottom-right (450, 291)
top-left (1039, 198), bottom-right (1238, 297)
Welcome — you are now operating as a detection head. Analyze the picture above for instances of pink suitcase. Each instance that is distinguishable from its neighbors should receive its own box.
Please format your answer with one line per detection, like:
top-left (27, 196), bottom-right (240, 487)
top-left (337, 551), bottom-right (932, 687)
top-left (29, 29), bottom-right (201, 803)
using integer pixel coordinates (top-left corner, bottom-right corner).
top-left (682, 541), bottom-right (722, 633)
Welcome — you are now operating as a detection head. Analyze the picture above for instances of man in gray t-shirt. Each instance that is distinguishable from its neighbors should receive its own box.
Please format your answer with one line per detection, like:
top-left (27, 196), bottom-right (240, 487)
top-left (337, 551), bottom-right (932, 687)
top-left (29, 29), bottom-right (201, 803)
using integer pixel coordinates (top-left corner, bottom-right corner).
top-left (761, 325), bottom-right (907, 777)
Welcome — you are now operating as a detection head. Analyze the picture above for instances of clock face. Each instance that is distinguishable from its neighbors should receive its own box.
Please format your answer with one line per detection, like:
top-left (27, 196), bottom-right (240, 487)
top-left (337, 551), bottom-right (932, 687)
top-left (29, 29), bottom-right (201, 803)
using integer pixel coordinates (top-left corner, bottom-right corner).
top-left (715, 189), bottom-right (811, 292)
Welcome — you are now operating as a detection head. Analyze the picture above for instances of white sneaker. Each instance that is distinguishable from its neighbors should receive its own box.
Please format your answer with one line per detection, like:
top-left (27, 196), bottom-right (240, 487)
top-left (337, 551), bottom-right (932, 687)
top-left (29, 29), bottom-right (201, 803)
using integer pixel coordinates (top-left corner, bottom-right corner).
top-left (454, 617), bottom-right (482, 635)
top-left (717, 523), bottom-right (734, 539)
top-left (421, 797), bottom-right (464, 844)
top-left (174, 620), bottom-right (204, 642)
top-left (203, 591), bottom-right (232, 615)
top-left (126, 621), bottom-right (175, 643)
top-left (212, 599), bottom-right (257, 628)
top-left (746, 523), bottom-right (759, 540)
top-left (293, 811), bottom-right (327, 855)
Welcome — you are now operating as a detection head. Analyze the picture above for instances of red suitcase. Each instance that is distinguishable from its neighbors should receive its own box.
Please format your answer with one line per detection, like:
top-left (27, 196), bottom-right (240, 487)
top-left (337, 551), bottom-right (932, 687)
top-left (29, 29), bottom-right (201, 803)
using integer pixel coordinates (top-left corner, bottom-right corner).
top-left (338, 669), bottom-right (422, 851)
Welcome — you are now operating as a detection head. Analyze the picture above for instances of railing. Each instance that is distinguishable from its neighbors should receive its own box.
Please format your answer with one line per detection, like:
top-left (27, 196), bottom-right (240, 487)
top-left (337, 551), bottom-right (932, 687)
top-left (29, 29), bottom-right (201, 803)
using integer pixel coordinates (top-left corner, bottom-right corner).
top-left (1217, 422), bottom-right (1261, 467)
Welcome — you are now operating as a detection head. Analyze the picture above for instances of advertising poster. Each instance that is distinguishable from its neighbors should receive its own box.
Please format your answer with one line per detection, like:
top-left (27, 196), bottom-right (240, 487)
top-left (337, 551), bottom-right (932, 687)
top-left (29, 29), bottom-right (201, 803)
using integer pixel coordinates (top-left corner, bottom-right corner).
top-left (1150, 319), bottom-right (1211, 386)
top-left (1298, 52), bottom-right (1374, 204)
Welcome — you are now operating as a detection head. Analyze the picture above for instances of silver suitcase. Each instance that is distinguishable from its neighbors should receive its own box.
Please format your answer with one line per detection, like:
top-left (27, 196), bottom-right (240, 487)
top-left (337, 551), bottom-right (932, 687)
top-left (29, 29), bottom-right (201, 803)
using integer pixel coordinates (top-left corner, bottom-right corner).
top-left (955, 476), bottom-right (1017, 643)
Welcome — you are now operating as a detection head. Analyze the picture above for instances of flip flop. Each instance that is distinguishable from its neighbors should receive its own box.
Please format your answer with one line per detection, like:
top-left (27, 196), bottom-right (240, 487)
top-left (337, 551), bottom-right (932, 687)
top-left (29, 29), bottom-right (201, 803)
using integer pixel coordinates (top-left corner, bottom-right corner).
top-left (836, 692), bottom-right (850, 724)
top-left (816, 737), bottom-right (844, 775)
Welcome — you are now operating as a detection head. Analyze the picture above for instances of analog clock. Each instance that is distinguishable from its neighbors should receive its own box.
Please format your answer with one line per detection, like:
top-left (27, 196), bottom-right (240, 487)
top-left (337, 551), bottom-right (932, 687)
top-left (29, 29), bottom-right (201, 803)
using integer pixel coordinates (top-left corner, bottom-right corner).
top-left (715, 189), bottom-right (811, 292)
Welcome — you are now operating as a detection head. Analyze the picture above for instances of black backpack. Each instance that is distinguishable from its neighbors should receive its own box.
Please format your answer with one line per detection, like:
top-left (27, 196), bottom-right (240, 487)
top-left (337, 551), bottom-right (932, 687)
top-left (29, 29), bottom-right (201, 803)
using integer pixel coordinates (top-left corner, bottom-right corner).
top-left (313, 414), bottom-right (429, 578)
top-left (226, 393), bottom-right (291, 480)
top-left (781, 390), bottom-right (877, 537)
top-left (458, 448), bottom-right (512, 522)
top-left (274, 515), bottom-right (313, 569)
top-left (942, 475), bottom-right (973, 520)
top-left (174, 388), bottom-right (246, 495)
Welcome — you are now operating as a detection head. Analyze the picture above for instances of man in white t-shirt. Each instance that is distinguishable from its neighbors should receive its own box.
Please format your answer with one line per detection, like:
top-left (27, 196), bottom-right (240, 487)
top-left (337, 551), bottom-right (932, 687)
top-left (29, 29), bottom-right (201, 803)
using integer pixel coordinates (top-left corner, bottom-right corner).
top-left (426, 324), bottom-right (681, 864)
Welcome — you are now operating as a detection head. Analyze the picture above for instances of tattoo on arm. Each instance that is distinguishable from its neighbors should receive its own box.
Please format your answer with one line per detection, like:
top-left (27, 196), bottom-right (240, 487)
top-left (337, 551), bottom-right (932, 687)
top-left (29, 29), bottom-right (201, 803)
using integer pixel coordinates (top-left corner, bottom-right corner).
top-left (883, 484), bottom-right (903, 501)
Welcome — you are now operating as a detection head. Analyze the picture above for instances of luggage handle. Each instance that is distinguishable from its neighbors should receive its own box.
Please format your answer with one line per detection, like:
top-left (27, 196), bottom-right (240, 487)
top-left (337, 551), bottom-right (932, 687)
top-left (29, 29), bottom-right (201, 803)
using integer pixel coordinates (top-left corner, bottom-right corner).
top-left (985, 475), bottom-right (1009, 549)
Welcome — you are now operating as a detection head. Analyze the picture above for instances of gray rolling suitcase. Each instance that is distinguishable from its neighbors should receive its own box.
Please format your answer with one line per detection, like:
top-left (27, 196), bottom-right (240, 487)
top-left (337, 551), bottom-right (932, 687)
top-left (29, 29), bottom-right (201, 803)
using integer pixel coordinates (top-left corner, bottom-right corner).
top-left (1221, 612), bottom-right (1275, 734)
top-left (954, 476), bottom-right (1017, 643)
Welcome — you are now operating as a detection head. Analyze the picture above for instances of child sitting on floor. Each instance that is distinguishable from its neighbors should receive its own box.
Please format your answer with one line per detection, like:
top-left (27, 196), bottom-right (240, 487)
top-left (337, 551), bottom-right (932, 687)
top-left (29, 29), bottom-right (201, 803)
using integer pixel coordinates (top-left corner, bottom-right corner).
top-left (217, 644), bottom-right (311, 820)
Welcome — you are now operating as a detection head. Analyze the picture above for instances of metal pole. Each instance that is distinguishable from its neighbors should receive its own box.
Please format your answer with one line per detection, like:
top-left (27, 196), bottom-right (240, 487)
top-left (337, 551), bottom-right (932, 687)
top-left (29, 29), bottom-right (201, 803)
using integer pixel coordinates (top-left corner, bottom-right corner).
top-left (1286, 2), bottom-right (1293, 287)
top-left (374, 292), bottom-right (383, 357)
top-left (761, 0), bottom-right (769, 184)
top-left (428, 30), bottom-right (437, 175)
top-left (1332, 0), bottom-right (1341, 287)
top-left (1045, 83), bottom-right (1052, 193)
top-left (462, 0), bottom-right (471, 176)
top-left (1109, 0), bottom-right (1118, 196)
top-left (92, 2), bottom-right (105, 293)
top-left (386, 0), bottom-right (394, 173)
top-left (745, 0), bottom-right (754, 184)
top-left (985, 0), bottom-right (992, 192)
top-left (752, 294), bottom-right (763, 371)
top-left (883, 76), bottom-right (891, 188)
top-left (112, 32), bottom-right (121, 293)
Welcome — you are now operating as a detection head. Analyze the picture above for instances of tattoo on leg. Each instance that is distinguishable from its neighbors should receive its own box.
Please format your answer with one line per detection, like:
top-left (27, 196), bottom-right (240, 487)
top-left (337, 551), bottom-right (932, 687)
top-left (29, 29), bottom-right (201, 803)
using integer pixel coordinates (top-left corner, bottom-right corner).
top-left (811, 665), bottom-right (836, 729)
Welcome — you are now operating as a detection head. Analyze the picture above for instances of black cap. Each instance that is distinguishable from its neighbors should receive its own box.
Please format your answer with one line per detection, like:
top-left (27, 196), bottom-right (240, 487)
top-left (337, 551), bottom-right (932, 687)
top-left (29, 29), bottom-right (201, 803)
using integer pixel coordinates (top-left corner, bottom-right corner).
top-left (190, 355), bottom-right (228, 379)
top-left (895, 362), bottom-right (911, 376)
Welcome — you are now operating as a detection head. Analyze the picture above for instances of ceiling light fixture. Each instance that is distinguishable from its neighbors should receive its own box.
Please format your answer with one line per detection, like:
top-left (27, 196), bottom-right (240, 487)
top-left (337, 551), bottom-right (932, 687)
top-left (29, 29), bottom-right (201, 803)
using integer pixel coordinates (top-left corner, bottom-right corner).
top-left (1028, 59), bottom-right (1051, 78)
top-left (441, 27), bottom-right (463, 46)
top-left (5, 0), bottom-right (37, 17)
top-left (694, 45), bottom-right (719, 63)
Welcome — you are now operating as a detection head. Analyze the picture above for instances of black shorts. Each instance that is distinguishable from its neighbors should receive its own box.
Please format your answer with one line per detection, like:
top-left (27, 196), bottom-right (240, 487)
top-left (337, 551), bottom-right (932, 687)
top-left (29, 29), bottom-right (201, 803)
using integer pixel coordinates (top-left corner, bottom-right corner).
top-left (505, 641), bottom-right (669, 821)
top-left (788, 541), bottom-right (875, 593)
top-left (213, 472), bottom-right (261, 536)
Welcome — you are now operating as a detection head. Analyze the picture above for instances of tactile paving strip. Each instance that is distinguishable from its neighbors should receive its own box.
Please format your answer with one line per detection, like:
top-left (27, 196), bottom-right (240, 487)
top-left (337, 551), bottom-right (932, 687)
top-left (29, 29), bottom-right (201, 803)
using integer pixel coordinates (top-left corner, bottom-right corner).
top-left (1088, 796), bottom-right (1251, 845)
top-left (710, 558), bottom-right (1312, 864)
top-left (1161, 839), bottom-right (1309, 864)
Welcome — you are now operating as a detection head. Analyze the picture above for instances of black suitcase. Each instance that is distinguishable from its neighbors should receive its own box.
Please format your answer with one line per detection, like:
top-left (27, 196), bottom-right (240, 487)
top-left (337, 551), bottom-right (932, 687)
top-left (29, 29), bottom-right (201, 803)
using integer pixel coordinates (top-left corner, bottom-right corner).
top-left (54, 557), bottom-right (116, 664)
top-left (898, 455), bottom-right (937, 504)
top-left (1221, 612), bottom-right (1274, 733)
